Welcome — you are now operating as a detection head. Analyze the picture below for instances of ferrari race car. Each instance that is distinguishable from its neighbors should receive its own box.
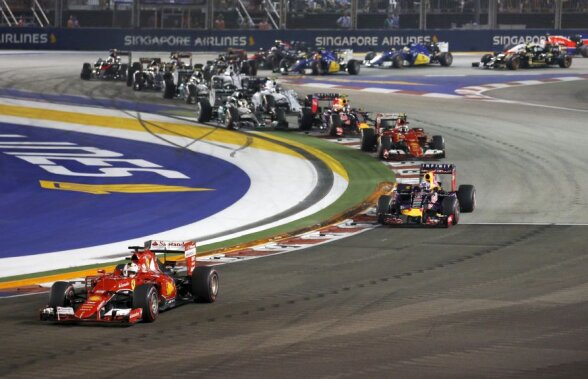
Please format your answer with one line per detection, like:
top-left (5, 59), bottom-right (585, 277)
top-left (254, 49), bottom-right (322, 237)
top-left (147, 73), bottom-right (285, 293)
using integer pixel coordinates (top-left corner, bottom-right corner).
top-left (547, 34), bottom-right (588, 57)
top-left (39, 240), bottom-right (219, 324)
top-left (363, 42), bottom-right (452, 68)
top-left (80, 49), bottom-right (130, 81)
top-left (376, 163), bottom-right (476, 227)
top-left (298, 93), bottom-right (369, 135)
top-left (472, 42), bottom-right (572, 69)
top-left (283, 49), bottom-right (361, 75)
top-left (360, 113), bottom-right (445, 160)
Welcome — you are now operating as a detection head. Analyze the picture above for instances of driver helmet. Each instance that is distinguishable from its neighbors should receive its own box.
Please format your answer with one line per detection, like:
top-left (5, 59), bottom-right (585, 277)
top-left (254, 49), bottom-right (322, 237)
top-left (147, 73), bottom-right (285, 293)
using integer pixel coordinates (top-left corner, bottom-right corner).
top-left (419, 180), bottom-right (430, 191)
top-left (332, 98), bottom-right (344, 112)
top-left (123, 262), bottom-right (139, 278)
top-left (264, 79), bottom-right (274, 91)
top-left (403, 46), bottom-right (410, 53)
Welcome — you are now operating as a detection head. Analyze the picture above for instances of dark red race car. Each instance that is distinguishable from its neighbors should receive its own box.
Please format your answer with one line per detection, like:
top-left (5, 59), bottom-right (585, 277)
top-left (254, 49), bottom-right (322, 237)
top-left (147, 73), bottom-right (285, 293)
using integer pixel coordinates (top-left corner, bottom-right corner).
top-left (361, 112), bottom-right (445, 160)
top-left (39, 240), bottom-right (219, 324)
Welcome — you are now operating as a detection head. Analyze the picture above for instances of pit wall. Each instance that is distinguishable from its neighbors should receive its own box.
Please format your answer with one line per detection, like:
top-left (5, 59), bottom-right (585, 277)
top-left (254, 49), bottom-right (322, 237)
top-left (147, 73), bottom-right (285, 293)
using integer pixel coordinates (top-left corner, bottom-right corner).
top-left (1, 28), bottom-right (586, 52)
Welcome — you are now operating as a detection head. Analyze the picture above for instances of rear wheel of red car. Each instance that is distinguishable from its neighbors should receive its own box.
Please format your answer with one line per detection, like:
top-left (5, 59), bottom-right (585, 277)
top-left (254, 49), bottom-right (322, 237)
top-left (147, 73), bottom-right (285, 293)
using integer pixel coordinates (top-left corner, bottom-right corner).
top-left (133, 284), bottom-right (159, 323)
top-left (441, 196), bottom-right (460, 226)
top-left (378, 135), bottom-right (392, 159)
top-left (191, 266), bottom-right (219, 303)
top-left (49, 281), bottom-right (75, 308)
top-left (581, 45), bottom-right (588, 58)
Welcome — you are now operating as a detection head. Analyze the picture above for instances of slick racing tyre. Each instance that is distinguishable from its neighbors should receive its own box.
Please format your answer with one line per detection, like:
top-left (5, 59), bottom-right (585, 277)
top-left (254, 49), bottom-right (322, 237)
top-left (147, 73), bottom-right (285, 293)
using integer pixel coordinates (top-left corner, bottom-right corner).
top-left (360, 128), bottom-right (377, 152)
top-left (558, 55), bottom-right (572, 68)
top-left (279, 58), bottom-right (290, 74)
top-left (376, 195), bottom-right (392, 224)
top-left (196, 98), bottom-right (213, 122)
top-left (441, 197), bottom-right (460, 226)
top-left (49, 281), bottom-right (75, 308)
top-left (133, 284), bottom-right (159, 322)
top-left (80, 63), bottom-right (92, 80)
top-left (275, 108), bottom-right (288, 129)
top-left (329, 113), bottom-right (342, 136)
top-left (581, 45), bottom-right (588, 58)
top-left (439, 52), bottom-right (453, 67)
top-left (506, 56), bottom-right (520, 70)
top-left (225, 107), bottom-right (239, 130)
top-left (191, 266), bottom-right (219, 303)
top-left (298, 107), bottom-right (314, 131)
top-left (392, 55), bottom-right (403, 68)
top-left (347, 59), bottom-right (360, 75)
top-left (127, 62), bottom-right (141, 87)
top-left (364, 51), bottom-right (376, 62)
top-left (163, 73), bottom-right (175, 99)
top-left (248, 59), bottom-right (258, 76)
top-left (457, 184), bottom-right (476, 213)
top-left (378, 135), bottom-right (392, 159)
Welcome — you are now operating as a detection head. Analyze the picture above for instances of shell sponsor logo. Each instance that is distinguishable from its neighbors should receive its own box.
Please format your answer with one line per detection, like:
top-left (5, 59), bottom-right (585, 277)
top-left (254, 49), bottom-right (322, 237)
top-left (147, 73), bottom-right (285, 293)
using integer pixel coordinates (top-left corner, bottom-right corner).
top-left (89, 295), bottom-right (102, 302)
top-left (131, 279), bottom-right (136, 291)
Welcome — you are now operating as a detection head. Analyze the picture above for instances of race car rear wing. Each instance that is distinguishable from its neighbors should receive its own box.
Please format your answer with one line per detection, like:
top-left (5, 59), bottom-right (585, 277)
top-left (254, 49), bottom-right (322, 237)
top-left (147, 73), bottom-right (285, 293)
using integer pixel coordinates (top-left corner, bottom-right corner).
top-left (310, 93), bottom-right (341, 100)
top-left (420, 163), bottom-right (457, 191)
top-left (109, 49), bottom-right (132, 64)
top-left (144, 240), bottom-right (197, 273)
top-left (139, 57), bottom-right (161, 65)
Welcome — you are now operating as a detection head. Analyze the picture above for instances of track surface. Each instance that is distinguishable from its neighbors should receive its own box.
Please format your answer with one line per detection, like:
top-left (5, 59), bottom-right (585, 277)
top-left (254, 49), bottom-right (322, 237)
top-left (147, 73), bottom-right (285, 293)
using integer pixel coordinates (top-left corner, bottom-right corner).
top-left (1, 52), bottom-right (588, 378)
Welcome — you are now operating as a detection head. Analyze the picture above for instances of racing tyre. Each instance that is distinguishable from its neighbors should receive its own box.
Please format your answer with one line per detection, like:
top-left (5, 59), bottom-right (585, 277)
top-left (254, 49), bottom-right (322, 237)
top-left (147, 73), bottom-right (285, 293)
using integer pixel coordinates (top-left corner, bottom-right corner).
top-left (329, 113), bottom-right (342, 136)
top-left (581, 45), bottom-right (588, 58)
top-left (133, 284), bottom-right (159, 322)
top-left (480, 53), bottom-right (493, 65)
top-left (360, 128), bottom-right (377, 152)
top-left (191, 266), bottom-right (219, 303)
top-left (133, 75), bottom-right (144, 91)
top-left (298, 107), bottom-right (314, 131)
top-left (439, 52), bottom-right (453, 67)
top-left (378, 135), bottom-right (392, 159)
top-left (225, 106), bottom-right (239, 130)
top-left (558, 55), bottom-right (572, 68)
top-left (431, 135), bottom-right (445, 157)
top-left (457, 184), bottom-right (476, 213)
top-left (80, 63), bottom-right (92, 80)
top-left (196, 98), bottom-right (212, 122)
top-left (186, 84), bottom-right (197, 104)
top-left (163, 77), bottom-right (175, 99)
top-left (506, 56), bottom-right (520, 70)
top-left (376, 195), bottom-right (392, 224)
top-left (392, 55), bottom-right (403, 68)
top-left (48, 281), bottom-right (75, 308)
top-left (441, 196), bottom-right (460, 226)
top-left (347, 59), bottom-right (360, 75)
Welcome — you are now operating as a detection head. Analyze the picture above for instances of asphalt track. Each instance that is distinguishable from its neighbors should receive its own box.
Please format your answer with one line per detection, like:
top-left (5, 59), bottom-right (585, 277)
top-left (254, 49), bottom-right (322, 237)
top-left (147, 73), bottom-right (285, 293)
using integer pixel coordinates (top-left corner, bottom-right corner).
top-left (1, 52), bottom-right (588, 378)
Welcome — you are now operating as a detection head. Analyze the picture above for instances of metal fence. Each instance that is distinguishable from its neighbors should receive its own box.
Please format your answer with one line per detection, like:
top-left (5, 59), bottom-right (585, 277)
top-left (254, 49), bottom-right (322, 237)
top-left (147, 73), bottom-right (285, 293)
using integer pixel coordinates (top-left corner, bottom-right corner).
top-left (1, 0), bottom-right (586, 29)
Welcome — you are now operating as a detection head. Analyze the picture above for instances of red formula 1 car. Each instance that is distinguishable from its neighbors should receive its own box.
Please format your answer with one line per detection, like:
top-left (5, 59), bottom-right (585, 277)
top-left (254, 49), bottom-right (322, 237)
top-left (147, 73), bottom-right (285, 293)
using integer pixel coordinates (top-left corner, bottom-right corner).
top-left (376, 163), bottom-right (476, 227)
top-left (39, 240), bottom-right (219, 324)
top-left (360, 113), bottom-right (445, 160)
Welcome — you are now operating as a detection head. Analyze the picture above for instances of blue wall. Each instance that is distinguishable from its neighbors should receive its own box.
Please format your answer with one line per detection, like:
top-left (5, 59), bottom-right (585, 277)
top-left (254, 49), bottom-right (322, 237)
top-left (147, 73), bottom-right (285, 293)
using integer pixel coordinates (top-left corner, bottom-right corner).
top-left (0, 28), bottom-right (586, 52)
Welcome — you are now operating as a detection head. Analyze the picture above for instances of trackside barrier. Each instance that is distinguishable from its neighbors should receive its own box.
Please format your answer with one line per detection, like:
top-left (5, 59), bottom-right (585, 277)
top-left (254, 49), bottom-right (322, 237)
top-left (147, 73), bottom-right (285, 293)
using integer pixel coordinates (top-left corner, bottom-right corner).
top-left (0, 27), bottom-right (586, 52)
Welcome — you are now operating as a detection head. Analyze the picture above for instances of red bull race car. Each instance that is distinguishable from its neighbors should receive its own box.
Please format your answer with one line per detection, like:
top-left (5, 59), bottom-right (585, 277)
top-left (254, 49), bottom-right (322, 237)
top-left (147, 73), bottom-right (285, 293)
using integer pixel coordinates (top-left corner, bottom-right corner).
top-left (361, 113), bottom-right (445, 160)
top-left (376, 163), bottom-right (476, 227)
top-left (39, 240), bottom-right (219, 324)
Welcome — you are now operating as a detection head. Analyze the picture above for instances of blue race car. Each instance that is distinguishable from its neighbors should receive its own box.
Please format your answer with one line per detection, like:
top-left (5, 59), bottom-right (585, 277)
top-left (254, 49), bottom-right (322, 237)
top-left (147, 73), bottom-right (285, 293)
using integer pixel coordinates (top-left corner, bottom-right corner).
top-left (363, 42), bottom-right (453, 68)
top-left (282, 49), bottom-right (360, 75)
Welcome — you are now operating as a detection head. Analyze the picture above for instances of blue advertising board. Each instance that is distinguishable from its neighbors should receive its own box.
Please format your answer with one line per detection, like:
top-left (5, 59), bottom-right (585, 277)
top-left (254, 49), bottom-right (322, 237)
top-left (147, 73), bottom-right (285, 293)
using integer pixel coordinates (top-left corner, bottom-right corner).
top-left (1, 27), bottom-right (586, 52)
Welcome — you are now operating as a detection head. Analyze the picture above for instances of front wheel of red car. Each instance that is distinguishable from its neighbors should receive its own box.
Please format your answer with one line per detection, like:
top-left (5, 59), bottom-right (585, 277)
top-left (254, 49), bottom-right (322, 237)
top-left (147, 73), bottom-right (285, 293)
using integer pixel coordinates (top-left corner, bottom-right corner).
top-left (49, 281), bottom-right (75, 308)
top-left (133, 284), bottom-right (159, 322)
top-left (191, 266), bottom-right (219, 303)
